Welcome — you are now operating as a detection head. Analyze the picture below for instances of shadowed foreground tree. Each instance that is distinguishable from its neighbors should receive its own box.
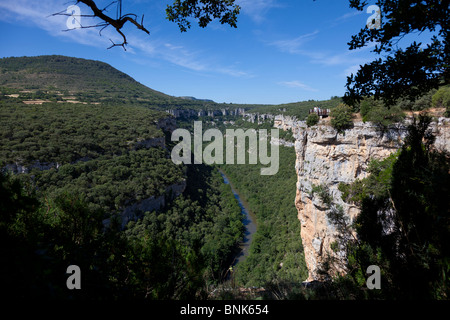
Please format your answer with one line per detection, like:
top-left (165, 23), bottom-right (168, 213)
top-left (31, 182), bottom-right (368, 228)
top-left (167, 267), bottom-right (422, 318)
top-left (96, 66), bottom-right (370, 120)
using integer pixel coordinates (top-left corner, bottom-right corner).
top-left (56, 0), bottom-right (240, 49)
top-left (342, 0), bottom-right (449, 107)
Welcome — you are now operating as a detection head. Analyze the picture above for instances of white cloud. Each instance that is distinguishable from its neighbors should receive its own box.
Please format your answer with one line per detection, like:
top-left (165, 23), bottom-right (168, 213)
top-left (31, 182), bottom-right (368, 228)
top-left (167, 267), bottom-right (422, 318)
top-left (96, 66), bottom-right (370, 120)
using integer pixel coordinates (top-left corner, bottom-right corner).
top-left (0, 0), bottom-right (117, 48)
top-left (334, 11), bottom-right (363, 22)
top-left (128, 34), bottom-right (253, 78)
top-left (312, 52), bottom-right (355, 66)
top-left (237, 0), bottom-right (282, 23)
top-left (268, 30), bottom-right (319, 54)
top-left (279, 80), bottom-right (318, 92)
top-left (343, 64), bottom-right (361, 77)
top-left (308, 43), bottom-right (376, 72)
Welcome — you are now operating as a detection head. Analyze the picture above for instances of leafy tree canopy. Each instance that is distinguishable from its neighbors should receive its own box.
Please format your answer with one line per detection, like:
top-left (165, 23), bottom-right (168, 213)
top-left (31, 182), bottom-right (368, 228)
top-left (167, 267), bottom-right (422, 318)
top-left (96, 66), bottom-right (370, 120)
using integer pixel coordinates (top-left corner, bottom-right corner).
top-left (330, 103), bottom-right (354, 133)
top-left (166, 0), bottom-right (240, 32)
top-left (343, 0), bottom-right (450, 107)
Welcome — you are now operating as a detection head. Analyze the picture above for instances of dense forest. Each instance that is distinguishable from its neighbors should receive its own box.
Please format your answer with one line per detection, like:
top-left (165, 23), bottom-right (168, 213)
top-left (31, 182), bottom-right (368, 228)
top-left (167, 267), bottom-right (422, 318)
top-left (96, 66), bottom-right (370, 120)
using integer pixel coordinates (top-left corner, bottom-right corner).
top-left (0, 56), bottom-right (247, 299)
top-left (0, 161), bottom-right (244, 299)
top-left (0, 99), bottom-right (165, 165)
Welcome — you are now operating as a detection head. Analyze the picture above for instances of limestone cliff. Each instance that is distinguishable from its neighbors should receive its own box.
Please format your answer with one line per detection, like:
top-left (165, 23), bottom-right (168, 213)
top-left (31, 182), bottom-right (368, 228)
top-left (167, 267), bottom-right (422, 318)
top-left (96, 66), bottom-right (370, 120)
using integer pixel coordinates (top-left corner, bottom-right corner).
top-left (116, 179), bottom-right (186, 228)
top-left (278, 116), bottom-right (450, 281)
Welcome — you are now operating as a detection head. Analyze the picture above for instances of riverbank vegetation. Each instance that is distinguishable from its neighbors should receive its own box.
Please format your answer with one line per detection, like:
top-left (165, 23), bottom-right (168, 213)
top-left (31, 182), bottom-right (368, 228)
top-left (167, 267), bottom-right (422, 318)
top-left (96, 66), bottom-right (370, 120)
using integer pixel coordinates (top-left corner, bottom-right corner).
top-left (2, 54), bottom-right (448, 301)
top-left (218, 143), bottom-right (309, 294)
top-left (175, 118), bottom-right (308, 298)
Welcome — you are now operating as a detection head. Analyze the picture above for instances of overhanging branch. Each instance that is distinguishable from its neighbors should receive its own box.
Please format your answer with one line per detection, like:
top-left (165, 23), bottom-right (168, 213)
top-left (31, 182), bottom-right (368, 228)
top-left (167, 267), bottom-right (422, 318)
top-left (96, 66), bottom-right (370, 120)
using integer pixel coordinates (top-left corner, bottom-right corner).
top-left (53, 0), bottom-right (150, 50)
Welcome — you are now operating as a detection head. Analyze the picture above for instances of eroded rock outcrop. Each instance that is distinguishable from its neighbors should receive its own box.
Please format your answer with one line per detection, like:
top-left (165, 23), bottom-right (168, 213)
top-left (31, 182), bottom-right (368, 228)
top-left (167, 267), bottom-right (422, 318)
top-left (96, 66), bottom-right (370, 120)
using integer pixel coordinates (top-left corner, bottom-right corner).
top-left (117, 179), bottom-right (187, 228)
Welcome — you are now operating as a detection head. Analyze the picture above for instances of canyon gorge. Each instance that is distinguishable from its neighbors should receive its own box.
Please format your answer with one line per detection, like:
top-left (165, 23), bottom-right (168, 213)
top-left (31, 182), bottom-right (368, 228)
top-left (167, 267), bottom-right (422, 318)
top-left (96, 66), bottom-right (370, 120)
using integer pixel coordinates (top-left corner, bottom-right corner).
top-left (169, 108), bottom-right (449, 281)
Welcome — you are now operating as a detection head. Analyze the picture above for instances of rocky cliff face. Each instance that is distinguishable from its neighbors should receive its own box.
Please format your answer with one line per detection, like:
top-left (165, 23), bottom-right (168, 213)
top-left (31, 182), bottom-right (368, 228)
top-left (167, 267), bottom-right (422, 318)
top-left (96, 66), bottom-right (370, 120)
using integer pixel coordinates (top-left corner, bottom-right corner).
top-left (115, 179), bottom-right (187, 228)
top-left (166, 107), bottom-right (246, 118)
top-left (281, 117), bottom-right (450, 281)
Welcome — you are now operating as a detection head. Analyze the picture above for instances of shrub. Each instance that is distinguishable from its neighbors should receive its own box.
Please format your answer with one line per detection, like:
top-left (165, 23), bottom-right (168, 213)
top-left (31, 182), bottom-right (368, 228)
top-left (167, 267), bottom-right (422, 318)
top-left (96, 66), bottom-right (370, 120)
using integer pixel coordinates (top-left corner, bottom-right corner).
top-left (306, 113), bottom-right (319, 127)
top-left (412, 90), bottom-right (435, 110)
top-left (431, 86), bottom-right (450, 117)
top-left (360, 97), bottom-right (384, 118)
top-left (432, 86), bottom-right (450, 108)
top-left (358, 97), bottom-right (405, 128)
top-left (330, 103), bottom-right (353, 133)
top-left (365, 105), bottom-right (405, 129)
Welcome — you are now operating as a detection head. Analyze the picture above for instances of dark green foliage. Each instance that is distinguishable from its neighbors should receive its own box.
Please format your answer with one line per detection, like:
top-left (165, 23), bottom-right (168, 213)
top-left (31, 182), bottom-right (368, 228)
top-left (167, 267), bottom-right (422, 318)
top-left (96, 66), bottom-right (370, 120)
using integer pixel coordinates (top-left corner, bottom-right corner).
top-left (344, 0), bottom-right (449, 106)
top-left (0, 101), bottom-right (164, 165)
top-left (125, 163), bottom-right (244, 283)
top-left (365, 104), bottom-right (404, 130)
top-left (278, 127), bottom-right (295, 143)
top-left (359, 89), bottom-right (437, 126)
top-left (0, 53), bottom-right (247, 298)
top-left (0, 161), bottom-right (243, 299)
top-left (166, 0), bottom-right (240, 32)
top-left (330, 103), bottom-right (353, 133)
top-left (311, 184), bottom-right (332, 207)
top-left (432, 86), bottom-right (450, 108)
top-left (20, 148), bottom-right (184, 214)
top-left (306, 113), bottom-right (319, 127)
top-left (0, 89), bottom-right (187, 220)
top-left (409, 90), bottom-right (436, 111)
top-left (432, 86), bottom-right (450, 117)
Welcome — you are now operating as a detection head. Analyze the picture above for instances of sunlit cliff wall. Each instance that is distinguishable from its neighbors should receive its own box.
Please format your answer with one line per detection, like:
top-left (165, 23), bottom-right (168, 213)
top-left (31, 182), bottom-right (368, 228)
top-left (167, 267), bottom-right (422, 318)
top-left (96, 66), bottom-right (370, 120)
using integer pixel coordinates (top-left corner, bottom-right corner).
top-left (275, 115), bottom-right (450, 281)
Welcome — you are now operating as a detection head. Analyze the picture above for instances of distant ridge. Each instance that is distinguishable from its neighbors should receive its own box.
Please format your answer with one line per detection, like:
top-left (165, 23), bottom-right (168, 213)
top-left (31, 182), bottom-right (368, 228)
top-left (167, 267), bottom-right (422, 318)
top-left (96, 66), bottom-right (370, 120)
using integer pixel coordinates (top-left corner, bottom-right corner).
top-left (0, 55), bottom-right (177, 106)
top-left (179, 96), bottom-right (215, 103)
top-left (0, 55), bottom-right (343, 117)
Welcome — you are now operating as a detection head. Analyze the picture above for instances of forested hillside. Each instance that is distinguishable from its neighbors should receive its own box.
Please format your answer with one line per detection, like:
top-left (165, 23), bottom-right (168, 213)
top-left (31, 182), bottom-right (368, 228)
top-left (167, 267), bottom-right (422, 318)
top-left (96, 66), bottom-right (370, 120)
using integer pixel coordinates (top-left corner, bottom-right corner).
top-left (0, 55), bottom-right (245, 299)
top-left (0, 162), bottom-right (243, 299)
top-left (0, 102), bottom-right (164, 165)
top-left (0, 55), bottom-right (173, 106)
top-left (0, 55), bottom-right (345, 120)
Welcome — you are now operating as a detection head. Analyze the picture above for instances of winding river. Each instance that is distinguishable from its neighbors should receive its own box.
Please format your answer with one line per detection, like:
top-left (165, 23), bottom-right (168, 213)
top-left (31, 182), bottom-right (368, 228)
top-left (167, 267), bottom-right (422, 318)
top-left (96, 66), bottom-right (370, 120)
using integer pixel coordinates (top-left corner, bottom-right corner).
top-left (218, 169), bottom-right (257, 266)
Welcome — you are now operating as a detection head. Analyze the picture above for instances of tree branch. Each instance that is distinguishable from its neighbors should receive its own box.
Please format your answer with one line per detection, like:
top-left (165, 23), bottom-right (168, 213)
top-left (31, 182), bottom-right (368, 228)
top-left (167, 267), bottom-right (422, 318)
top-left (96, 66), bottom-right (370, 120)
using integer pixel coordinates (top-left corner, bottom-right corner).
top-left (54, 0), bottom-right (150, 49)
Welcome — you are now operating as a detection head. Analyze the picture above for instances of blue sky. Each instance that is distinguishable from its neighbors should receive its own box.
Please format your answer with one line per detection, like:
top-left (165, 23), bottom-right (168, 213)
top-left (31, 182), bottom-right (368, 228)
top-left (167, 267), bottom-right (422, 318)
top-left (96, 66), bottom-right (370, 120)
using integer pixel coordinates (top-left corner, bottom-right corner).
top-left (0, 0), bottom-right (384, 104)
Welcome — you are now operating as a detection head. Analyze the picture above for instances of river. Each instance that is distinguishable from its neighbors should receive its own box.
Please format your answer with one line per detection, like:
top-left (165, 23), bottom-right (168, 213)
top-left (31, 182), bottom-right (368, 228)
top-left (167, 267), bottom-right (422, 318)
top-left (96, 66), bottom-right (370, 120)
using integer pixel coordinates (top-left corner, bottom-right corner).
top-left (218, 169), bottom-right (257, 267)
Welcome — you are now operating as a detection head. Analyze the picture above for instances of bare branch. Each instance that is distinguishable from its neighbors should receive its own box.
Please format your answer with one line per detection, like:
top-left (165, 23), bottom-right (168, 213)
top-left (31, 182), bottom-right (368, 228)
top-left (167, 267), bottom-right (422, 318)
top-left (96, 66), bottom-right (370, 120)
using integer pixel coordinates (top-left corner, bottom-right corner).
top-left (107, 28), bottom-right (127, 50)
top-left (53, 0), bottom-right (150, 49)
